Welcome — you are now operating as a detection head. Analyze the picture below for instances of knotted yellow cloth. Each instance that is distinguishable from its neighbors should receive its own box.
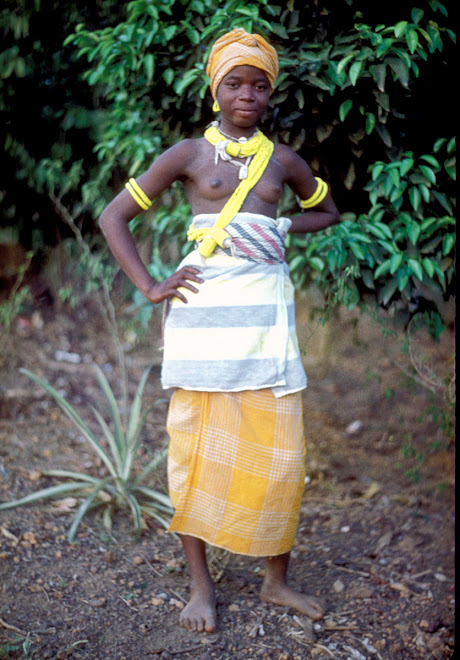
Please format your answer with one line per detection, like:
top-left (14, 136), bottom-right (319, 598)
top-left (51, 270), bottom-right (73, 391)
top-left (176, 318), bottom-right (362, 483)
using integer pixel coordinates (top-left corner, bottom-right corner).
top-left (187, 125), bottom-right (274, 257)
top-left (206, 28), bottom-right (279, 104)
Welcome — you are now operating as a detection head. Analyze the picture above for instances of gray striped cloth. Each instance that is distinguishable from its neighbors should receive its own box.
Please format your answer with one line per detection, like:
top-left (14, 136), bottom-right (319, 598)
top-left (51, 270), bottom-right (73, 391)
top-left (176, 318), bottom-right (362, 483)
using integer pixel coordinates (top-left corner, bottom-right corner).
top-left (161, 213), bottom-right (307, 398)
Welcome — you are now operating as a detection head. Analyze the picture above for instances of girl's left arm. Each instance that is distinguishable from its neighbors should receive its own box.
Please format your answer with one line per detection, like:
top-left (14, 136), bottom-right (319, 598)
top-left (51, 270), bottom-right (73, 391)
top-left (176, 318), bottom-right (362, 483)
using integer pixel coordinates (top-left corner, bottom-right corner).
top-left (277, 145), bottom-right (340, 233)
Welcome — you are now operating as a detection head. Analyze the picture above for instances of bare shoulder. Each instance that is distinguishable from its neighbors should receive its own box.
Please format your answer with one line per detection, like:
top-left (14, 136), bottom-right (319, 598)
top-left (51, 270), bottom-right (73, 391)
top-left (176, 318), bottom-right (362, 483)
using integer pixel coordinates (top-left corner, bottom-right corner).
top-left (272, 143), bottom-right (320, 199)
top-left (273, 143), bottom-right (311, 173)
top-left (151, 138), bottom-right (200, 175)
top-left (137, 138), bottom-right (203, 197)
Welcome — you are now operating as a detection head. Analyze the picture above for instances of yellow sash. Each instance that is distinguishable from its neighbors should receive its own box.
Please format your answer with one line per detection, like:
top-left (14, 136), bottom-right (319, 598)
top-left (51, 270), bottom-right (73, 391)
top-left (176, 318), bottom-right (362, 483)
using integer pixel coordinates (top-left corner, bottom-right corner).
top-left (187, 125), bottom-right (274, 257)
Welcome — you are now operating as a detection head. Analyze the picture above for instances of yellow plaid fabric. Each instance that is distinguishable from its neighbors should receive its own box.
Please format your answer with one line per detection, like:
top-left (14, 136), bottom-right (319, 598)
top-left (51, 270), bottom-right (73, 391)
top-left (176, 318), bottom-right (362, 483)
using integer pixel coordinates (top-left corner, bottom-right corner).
top-left (167, 388), bottom-right (305, 556)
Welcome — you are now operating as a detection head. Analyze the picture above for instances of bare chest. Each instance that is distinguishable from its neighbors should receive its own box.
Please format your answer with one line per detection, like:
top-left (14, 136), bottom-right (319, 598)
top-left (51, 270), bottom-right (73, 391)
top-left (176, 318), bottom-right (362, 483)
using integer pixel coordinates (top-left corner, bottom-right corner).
top-left (184, 143), bottom-right (285, 215)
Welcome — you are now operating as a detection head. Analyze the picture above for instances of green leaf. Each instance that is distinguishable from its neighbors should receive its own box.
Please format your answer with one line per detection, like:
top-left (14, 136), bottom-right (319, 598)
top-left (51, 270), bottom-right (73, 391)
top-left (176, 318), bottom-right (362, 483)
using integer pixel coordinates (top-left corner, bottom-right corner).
top-left (288, 253), bottom-right (305, 271)
top-left (419, 183), bottom-right (431, 203)
top-left (375, 124), bottom-right (392, 148)
top-left (422, 257), bottom-right (435, 278)
top-left (349, 60), bottom-right (363, 86)
top-left (327, 249), bottom-right (337, 272)
top-left (374, 259), bottom-right (392, 278)
top-left (387, 57), bottom-right (410, 87)
top-left (371, 63), bottom-right (387, 91)
top-left (389, 253), bottom-right (403, 273)
top-left (366, 224), bottom-right (388, 241)
top-left (162, 68), bottom-right (174, 85)
top-left (442, 233), bottom-right (455, 256)
top-left (408, 258), bottom-right (424, 280)
top-left (68, 478), bottom-right (114, 542)
top-left (411, 8), bottom-right (424, 24)
top-left (388, 167), bottom-right (400, 187)
top-left (375, 39), bottom-right (394, 58)
top-left (308, 257), bottom-right (325, 272)
top-left (173, 69), bottom-right (199, 95)
top-left (379, 277), bottom-right (398, 305)
top-left (365, 112), bottom-right (376, 135)
top-left (406, 29), bottom-right (419, 54)
top-left (134, 449), bottom-right (168, 488)
top-left (406, 221), bottom-right (421, 245)
top-left (339, 99), bottom-right (353, 121)
top-left (371, 162), bottom-right (385, 181)
top-left (295, 89), bottom-right (304, 109)
top-left (20, 369), bottom-right (117, 478)
top-left (127, 493), bottom-right (143, 538)
top-left (418, 164), bottom-right (436, 184)
top-left (432, 192), bottom-right (453, 214)
top-left (143, 53), bottom-right (155, 83)
top-left (394, 21), bottom-right (408, 38)
top-left (303, 74), bottom-right (335, 92)
top-left (0, 482), bottom-right (92, 511)
top-left (409, 186), bottom-right (421, 212)
top-left (337, 53), bottom-right (355, 74)
top-left (90, 406), bottom-right (123, 475)
top-left (399, 157), bottom-right (414, 176)
top-left (126, 367), bottom-right (151, 447)
top-left (93, 365), bottom-right (125, 460)
top-left (136, 485), bottom-right (173, 510)
top-left (349, 241), bottom-right (366, 260)
top-left (420, 154), bottom-right (440, 168)
top-left (361, 269), bottom-right (375, 289)
top-left (397, 270), bottom-right (410, 291)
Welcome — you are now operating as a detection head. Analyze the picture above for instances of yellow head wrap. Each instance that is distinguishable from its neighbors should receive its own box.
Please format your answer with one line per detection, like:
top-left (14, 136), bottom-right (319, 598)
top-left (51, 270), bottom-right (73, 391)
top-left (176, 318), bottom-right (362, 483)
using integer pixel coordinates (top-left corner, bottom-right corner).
top-left (206, 28), bottom-right (279, 102)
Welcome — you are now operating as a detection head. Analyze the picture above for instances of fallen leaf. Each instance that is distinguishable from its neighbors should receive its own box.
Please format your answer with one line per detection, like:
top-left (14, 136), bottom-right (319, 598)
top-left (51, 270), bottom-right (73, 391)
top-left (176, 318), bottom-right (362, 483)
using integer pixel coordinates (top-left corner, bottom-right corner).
top-left (345, 420), bottom-right (363, 436)
top-left (52, 497), bottom-right (78, 512)
top-left (374, 531), bottom-right (392, 554)
top-left (390, 582), bottom-right (410, 594)
top-left (333, 579), bottom-right (345, 593)
top-left (28, 584), bottom-right (43, 593)
top-left (23, 531), bottom-right (37, 545)
top-left (434, 572), bottom-right (447, 582)
top-left (1, 527), bottom-right (20, 545)
top-left (363, 482), bottom-right (381, 499)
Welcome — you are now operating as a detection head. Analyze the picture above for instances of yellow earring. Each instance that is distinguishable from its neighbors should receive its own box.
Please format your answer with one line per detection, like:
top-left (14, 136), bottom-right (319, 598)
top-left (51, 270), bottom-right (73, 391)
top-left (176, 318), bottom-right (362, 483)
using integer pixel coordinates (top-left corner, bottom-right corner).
top-left (213, 100), bottom-right (220, 112)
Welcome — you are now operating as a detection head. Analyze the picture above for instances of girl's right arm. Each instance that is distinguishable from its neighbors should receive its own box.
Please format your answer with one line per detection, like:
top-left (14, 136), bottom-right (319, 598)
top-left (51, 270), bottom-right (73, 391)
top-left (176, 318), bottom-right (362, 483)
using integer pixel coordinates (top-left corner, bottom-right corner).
top-left (99, 141), bottom-right (203, 304)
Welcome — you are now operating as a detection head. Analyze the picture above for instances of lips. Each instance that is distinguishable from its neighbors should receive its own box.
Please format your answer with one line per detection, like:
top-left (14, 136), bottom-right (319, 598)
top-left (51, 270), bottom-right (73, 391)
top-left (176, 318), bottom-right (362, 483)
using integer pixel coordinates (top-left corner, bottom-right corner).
top-left (235, 108), bottom-right (257, 116)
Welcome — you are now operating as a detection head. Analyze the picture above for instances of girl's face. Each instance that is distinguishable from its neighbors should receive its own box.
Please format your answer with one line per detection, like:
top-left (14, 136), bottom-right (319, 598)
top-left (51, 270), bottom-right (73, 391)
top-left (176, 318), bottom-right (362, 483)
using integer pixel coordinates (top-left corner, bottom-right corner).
top-left (216, 65), bottom-right (271, 135)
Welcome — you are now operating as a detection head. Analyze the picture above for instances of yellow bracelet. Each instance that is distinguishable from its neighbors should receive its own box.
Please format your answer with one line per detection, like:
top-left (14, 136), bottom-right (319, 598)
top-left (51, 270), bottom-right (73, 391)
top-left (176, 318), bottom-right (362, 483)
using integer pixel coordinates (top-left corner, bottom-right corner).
top-left (125, 178), bottom-right (152, 211)
top-left (298, 177), bottom-right (328, 209)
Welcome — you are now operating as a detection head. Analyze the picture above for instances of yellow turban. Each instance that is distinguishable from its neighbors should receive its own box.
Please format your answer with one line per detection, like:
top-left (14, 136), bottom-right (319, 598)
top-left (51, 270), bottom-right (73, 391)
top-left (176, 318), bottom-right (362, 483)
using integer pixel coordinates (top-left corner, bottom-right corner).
top-left (206, 28), bottom-right (279, 102)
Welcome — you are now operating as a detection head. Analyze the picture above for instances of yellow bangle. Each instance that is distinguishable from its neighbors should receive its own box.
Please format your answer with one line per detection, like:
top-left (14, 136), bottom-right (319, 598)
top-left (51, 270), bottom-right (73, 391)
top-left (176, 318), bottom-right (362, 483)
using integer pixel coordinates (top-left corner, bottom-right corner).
top-left (298, 177), bottom-right (328, 209)
top-left (125, 178), bottom-right (152, 211)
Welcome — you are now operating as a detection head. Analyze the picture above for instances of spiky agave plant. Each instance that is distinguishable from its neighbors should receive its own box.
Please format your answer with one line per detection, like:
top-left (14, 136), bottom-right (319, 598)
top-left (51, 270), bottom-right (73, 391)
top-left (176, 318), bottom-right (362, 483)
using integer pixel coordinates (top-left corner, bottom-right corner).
top-left (0, 365), bottom-right (173, 541)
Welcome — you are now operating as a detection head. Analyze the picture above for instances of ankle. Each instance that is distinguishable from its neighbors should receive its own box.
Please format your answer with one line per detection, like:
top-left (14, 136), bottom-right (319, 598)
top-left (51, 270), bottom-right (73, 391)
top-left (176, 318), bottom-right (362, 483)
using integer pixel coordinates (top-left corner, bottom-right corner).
top-left (190, 576), bottom-right (215, 597)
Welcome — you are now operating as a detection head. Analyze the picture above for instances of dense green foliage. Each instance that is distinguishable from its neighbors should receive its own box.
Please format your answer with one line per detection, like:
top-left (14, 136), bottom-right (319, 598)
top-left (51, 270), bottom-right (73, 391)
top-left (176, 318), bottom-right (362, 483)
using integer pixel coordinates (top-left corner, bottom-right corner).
top-left (0, 0), bottom-right (123, 247)
top-left (1, 0), bottom-right (456, 336)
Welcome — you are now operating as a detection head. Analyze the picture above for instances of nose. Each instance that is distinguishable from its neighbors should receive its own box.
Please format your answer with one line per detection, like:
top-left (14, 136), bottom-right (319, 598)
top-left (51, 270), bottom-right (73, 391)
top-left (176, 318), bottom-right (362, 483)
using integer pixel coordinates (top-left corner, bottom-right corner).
top-left (238, 84), bottom-right (255, 101)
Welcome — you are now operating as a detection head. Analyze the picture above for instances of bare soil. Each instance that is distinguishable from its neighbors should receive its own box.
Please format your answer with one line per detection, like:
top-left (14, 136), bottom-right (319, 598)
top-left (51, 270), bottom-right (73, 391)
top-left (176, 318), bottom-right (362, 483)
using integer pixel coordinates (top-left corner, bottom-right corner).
top-left (0, 298), bottom-right (455, 660)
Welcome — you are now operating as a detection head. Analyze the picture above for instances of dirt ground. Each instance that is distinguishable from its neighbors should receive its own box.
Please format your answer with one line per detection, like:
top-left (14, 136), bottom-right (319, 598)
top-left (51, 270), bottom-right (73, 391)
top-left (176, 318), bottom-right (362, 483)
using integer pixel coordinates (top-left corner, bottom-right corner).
top-left (0, 296), bottom-right (455, 660)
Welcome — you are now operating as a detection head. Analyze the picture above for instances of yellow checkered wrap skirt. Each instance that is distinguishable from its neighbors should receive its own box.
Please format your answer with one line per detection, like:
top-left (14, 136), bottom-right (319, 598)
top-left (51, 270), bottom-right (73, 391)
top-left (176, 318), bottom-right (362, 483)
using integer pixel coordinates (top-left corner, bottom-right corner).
top-left (166, 388), bottom-right (305, 556)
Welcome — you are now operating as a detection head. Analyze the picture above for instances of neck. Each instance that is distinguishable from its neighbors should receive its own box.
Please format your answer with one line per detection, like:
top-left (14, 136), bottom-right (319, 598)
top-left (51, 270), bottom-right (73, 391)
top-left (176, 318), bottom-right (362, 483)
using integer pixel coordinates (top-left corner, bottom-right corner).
top-left (217, 120), bottom-right (259, 141)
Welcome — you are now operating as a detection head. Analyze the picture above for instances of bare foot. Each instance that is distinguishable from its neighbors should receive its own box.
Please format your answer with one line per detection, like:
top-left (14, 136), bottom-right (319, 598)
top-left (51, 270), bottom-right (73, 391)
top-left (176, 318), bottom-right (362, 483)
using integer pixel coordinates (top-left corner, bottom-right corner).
top-left (179, 582), bottom-right (217, 633)
top-left (260, 581), bottom-right (325, 620)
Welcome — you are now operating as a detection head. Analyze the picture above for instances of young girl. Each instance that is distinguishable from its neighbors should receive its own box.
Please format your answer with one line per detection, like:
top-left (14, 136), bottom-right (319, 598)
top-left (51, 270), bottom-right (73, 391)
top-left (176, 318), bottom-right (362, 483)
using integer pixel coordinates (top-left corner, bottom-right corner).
top-left (99, 28), bottom-right (340, 633)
